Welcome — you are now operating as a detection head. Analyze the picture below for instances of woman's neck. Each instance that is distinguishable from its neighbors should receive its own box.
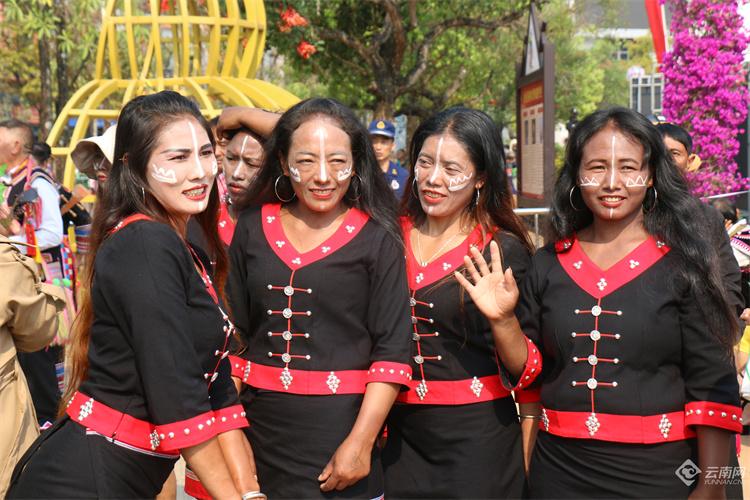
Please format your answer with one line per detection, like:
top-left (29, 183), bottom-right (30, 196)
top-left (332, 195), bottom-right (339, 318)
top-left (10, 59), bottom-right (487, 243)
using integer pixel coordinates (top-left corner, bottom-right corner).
top-left (578, 210), bottom-right (649, 246)
top-left (285, 200), bottom-right (349, 230)
top-left (419, 211), bottom-right (473, 237)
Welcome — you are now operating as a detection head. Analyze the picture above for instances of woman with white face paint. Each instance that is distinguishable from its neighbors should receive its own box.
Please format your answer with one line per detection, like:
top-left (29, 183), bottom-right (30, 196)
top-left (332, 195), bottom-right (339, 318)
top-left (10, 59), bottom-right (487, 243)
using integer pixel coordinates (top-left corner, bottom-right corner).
top-left (381, 107), bottom-right (538, 499)
top-left (8, 92), bottom-right (263, 500)
top-left (460, 107), bottom-right (742, 498)
top-left (225, 98), bottom-right (412, 499)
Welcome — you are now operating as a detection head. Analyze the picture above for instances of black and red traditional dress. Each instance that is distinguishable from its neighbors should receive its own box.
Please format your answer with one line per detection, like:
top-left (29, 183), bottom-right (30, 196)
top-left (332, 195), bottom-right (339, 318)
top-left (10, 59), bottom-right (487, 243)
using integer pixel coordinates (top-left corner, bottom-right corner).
top-left (381, 221), bottom-right (542, 499)
top-left (8, 217), bottom-right (247, 499)
top-left (226, 203), bottom-right (413, 499)
top-left (519, 235), bottom-right (742, 498)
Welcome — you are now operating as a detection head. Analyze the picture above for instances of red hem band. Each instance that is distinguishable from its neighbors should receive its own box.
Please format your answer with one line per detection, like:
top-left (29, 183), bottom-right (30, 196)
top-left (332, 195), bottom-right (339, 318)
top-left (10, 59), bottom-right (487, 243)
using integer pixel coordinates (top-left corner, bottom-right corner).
top-left (238, 361), bottom-right (412, 394)
top-left (540, 407), bottom-right (696, 443)
top-left (67, 392), bottom-right (248, 453)
top-left (396, 374), bottom-right (513, 405)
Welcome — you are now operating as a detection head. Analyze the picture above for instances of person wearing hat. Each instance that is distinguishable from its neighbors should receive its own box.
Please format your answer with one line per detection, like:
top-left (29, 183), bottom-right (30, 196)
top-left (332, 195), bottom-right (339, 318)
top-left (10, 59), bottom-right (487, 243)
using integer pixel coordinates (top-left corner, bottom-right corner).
top-left (70, 125), bottom-right (116, 185)
top-left (369, 119), bottom-right (408, 198)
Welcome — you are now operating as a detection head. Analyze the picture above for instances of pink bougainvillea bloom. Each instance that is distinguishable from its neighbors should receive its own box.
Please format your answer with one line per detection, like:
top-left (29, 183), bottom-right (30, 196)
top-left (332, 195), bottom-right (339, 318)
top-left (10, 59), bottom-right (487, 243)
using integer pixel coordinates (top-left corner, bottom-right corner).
top-left (660, 0), bottom-right (750, 197)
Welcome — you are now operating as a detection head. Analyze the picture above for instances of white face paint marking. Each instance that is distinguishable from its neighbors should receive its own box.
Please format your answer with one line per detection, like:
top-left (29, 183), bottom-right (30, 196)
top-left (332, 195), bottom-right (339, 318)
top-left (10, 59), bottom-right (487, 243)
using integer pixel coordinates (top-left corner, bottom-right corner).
top-left (625, 175), bottom-right (648, 187)
top-left (288, 163), bottom-right (301, 183)
top-left (427, 206), bottom-right (434, 213)
top-left (428, 137), bottom-right (444, 184)
top-left (609, 134), bottom-right (616, 188)
top-left (151, 164), bottom-right (178, 184)
top-left (337, 164), bottom-right (353, 181)
top-left (579, 176), bottom-right (600, 186)
top-left (188, 121), bottom-right (206, 179)
top-left (447, 172), bottom-right (474, 192)
top-left (317, 125), bottom-right (327, 182)
top-left (211, 159), bottom-right (218, 176)
top-left (240, 135), bottom-right (248, 159)
top-left (199, 201), bottom-right (204, 212)
top-left (414, 167), bottom-right (419, 182)
top-left (609, 207), bottom-right (614, 219)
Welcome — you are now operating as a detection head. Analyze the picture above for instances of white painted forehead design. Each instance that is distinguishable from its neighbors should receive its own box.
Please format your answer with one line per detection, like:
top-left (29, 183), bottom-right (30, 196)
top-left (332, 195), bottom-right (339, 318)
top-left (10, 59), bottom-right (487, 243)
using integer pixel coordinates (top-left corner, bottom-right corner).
top-left (315, 123), bottom-right (328, 182)
top-left (188, 121), bottom-right (207, 179)
top-left (428, 136), bottom-right (444, 184)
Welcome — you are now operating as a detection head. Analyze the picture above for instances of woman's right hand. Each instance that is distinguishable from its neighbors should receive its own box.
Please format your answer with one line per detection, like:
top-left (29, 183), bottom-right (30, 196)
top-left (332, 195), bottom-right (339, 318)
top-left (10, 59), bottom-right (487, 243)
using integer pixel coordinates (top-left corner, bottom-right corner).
top-left (454, 240), bottom-right (520, 322)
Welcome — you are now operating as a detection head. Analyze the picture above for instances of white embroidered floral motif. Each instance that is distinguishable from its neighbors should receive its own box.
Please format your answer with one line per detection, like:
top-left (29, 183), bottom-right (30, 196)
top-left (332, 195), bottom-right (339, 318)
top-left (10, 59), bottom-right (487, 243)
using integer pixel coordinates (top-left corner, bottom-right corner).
top-left (416, 380), bottom-right (428, 400)
top-left (542, 409), bottom-right (549, 431)
top-left (321, 246), bottom-right (331, 253)
top-left (443, 263), bottom-right (451, 271)
top-left (280, 368), bottom-right (293, 390)
top-left (629, 260), bottom-right (639, 269)
top-left (346, 225), bottom-right (355, 233)
top-left (326, 372), bottom-right (341, 393)
top-left (78, 398), bottom-right (94, 421)
top-left (150, 430), bottom-right (161, 451)
top-left (415, 273), bottom-right (424, 284)
top-left (276, 241), bottom-right (285, 248)
top-left (659, 414), bottom-right (672, 439)
top-left (470, 377), bottom-right (484, 397)
top-left (586, 413), bottom-right (600, 436)
top-left (266, 216), bottom-right (276, 223)
top-left (573, 261), bottom-right (582, 270)
top-left (292, 258), bottom-right (301, 265)
top-left (596, 278), bottom-right (607, 291)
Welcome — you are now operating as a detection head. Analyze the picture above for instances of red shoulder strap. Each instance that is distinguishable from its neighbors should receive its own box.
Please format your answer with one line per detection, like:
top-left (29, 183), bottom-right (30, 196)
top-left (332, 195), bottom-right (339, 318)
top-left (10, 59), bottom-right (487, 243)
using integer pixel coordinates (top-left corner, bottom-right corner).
top-left (110, 214), bottom-right (153, 236)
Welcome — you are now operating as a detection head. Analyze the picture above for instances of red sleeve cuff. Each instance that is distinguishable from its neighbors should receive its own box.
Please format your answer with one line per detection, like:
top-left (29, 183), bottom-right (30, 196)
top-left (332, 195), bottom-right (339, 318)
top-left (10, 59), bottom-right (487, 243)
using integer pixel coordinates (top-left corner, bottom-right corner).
top-left (229, 355), bottom-right (250, 381)
top-left (685, 401), bottom-right (743, 433)
top-left (514, 386), bottom-right (541, 403)
top-left (155, 404), bottom-right (248, 452)
top-left (499, 336), bottom-right (542, 392)
top-left (366, 361), bottom-right (412, 387)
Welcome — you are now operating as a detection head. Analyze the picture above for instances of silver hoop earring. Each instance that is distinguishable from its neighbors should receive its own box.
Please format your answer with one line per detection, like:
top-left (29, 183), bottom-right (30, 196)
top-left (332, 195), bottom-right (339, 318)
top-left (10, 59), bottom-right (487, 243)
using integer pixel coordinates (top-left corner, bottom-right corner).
top-left (274, 175), bottom-right (296, 203)
top-left (142, 186), bottom-right (146, 205)
top-left (411, 177), bottom-right (419, 200)
top-left (345, 174), bottom-right (363, 202)
top-left (474, 187), bottom-right (481, 207)
top-left (642, 186), bottom-right (658, 213)
top-left (569, 186), bottom-right (585, 212)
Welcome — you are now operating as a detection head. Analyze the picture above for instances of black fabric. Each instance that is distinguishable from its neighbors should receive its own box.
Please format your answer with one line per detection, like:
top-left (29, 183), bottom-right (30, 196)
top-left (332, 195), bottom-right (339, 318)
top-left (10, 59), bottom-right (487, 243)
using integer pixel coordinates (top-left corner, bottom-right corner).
top-left (227, 205), bottom-right (413, 498)
top-left (79, 220), bottom-right (239, 423)
top-left (516, 238), bottom-right (740, 494)
top-left (244, 390), bottom-right (383, 499)
top-left (16, 345), bottom-right (63, 426)
top-left (9, 220), bottom-right (238, 495)
top-left (383, 399), bottom-right (528, 499)
top-left (8, 417), bottom-right (177, 499)
top-left (382, 232), bottom-right (531, 499)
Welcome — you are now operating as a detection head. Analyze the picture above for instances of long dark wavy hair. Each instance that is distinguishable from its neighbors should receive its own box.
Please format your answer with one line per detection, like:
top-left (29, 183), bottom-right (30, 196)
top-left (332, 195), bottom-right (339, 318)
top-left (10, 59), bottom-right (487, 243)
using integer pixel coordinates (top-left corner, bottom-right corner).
top-left (234, 98), bottom-right (402, 244)
top-left (61, 91), bottom-right (228, 415)
top-left (399, 106), bottom-right (533, 254)
top-left (550, 106), bottom-right (739, 348)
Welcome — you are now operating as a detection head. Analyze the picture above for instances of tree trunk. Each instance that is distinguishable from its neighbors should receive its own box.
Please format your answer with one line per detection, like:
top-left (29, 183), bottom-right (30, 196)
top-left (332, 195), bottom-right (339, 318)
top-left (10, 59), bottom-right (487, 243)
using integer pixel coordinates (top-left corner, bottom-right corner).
top-left (38, 33), bottom-right (53, 142)
top-left (55, 1), bottom-right (70, 119)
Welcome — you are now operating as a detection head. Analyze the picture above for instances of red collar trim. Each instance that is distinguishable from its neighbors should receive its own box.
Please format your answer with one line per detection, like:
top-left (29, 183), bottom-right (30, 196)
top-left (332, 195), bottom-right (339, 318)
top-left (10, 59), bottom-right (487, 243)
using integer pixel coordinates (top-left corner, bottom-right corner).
top-left (262, 203), bottom-right (370, 271)
top-left (401, 219), bottom-right (489, 290)
top-left (557, 234), bottom-right (670, 299)
top-left (218, 202), bottom-right (235, 246)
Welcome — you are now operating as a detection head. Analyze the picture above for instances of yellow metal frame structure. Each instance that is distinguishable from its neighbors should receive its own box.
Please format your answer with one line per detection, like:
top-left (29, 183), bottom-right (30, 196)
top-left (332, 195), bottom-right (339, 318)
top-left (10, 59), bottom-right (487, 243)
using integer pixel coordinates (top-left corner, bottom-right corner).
top-left (47, 0), bottom-right (299, 194)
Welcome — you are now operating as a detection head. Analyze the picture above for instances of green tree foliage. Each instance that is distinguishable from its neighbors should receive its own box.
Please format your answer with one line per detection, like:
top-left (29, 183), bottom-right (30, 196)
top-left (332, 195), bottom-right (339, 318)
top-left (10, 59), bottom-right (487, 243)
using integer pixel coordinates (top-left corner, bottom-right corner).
top-left (264, 0), bottom-right (628, 127)
top-left (1, 0), bottom-right (103, 139)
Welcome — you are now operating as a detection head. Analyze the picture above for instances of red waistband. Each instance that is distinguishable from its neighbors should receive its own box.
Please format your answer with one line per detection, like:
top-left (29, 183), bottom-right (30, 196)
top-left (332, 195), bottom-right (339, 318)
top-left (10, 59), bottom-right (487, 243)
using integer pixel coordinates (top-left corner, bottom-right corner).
top-left (66, 391), bottom-right (248, 454)
top-left (540, 408), bottom-right (696, 443)
top-left (229, 356), bottom-right (412, 395)
top-left (396, 375), bottom-right (512, 405)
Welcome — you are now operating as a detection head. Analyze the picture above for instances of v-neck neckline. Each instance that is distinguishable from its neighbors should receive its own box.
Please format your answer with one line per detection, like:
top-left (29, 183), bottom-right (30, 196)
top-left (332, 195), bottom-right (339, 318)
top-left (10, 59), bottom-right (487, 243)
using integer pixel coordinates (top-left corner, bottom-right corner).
top-left (557, 234), bottom-right (670, 298)
top-left (262, 203), bottom-right (369, 270)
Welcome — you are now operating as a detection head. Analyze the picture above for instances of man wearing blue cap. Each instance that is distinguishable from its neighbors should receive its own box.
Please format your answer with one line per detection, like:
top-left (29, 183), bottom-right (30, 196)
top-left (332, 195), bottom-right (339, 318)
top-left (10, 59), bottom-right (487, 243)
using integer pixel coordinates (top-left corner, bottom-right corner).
top-left (369, 119), bottom-right (408, 198)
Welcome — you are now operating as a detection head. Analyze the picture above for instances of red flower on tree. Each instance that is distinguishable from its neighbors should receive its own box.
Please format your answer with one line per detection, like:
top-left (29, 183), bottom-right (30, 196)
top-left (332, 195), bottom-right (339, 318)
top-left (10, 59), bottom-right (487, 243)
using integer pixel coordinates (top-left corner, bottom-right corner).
top-left (280, 6), bottom-right (307, 28)
top-left (297, 41), bottom-right (317, 59)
